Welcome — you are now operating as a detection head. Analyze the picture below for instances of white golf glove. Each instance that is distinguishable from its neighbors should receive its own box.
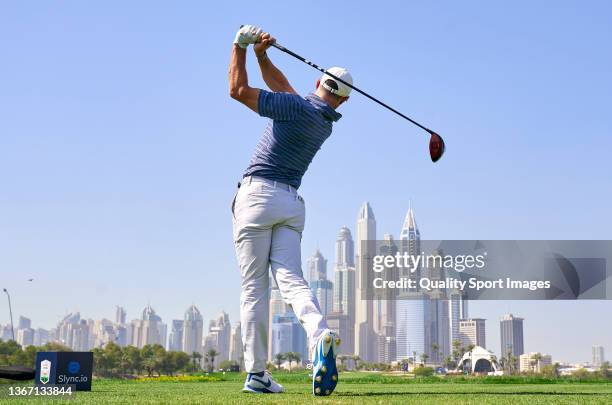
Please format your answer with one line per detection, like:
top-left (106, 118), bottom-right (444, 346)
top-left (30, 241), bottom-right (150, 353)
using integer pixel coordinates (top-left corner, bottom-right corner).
top-left (234, 25), bottom-right (262, 48)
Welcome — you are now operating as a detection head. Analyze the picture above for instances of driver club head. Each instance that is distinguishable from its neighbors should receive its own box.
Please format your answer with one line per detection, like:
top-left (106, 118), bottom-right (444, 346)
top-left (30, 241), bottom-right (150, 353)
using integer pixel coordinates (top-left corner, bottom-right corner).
top-left (429, 132), bottom-right (445, 162)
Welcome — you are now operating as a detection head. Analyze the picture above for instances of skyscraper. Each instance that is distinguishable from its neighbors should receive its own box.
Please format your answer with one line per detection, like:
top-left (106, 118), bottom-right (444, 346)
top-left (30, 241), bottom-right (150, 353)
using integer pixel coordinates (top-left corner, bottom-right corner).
top-left (427, 250), bottom-right (450, 362)
top-left (307, 249), bottom-right (327, 282)
top-left (271, 312), bottom-right (308, 364)
top-left (268, 277), bottom-right (290, 361)
top-left (354, 202), bottom-right (376, 361)
top-left (335, 226), bottom-right (354, 268)
top-left (204, 312), bottom-right (231, 364)
top-left (375, 234), bottom-right (398, 363)
top-left (333, 227), bottom-right (355, 316)
top-left (331, 226), bottom-right (355, 354)
top-left (311, 279), bottom-right (333, 317)
top-left (169, 320), bottom-right (184, 352)
top-left (448, 290), bottom-right (468, 352)
top-left (593, 345), bottom-right (605, 367)
top-left (130, 305), bottom-right (165, 348)
top-left (500, 314), bottom-right (524, 360)
top-left (229, 322), bottom-right (243, 364)
top-left (459, 318), bottom-right (486, 348)
top-left (18, 316), bottom-right (31, 330)
top-left (182, 305), bottom-right (203, 356)
top-left (115, 306), bottom-right (126, 325)
top-left (396, 205), bottom-right (429, 361)
top-left (308, 249), bottom-right (333, 317)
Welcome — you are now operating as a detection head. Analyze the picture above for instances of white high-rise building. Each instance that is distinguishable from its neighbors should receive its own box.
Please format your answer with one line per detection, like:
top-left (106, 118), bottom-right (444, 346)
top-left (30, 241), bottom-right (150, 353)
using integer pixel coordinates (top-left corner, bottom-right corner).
top-left (307, 249), bottom-right (327, 282)
top-left (311, 279), bottom-right (333, 318)
top-left (71, 319), bottom-right (91, 351)
top-left (519, 352), bottom-right (552, 372)
top-left (16, 328), bottom-right (34, 347)
top-left (204, 312), bottom-right (231, 365)
top-left (593, 345), bottom-right (605, 367)
top-left (335, 226), bottom-right (355, 268)
top-left (182, 305), bottom-right (203, 356)
top-left (130, 305), bottom-right (166, 349)
top-left (374, 233), bottom-right (398, 363)
top-left (116, 306), bottom-right (126, 325)
top-left (397, 205), bottom-right (429, 361)
top-left (459, 318), bottom-right (486, 348)
top-left (268, 277), bottom-right (290, 361)
top-left (229, 322), bottom-right (243, 364)
top-left (169, 320), bottom-right (184, 352)
top-left (308, 249), bottom-right (333, 317)
top-left (57, 312), bottom-right (81, 349)
top-left (18, 316), bottom-right (31, 330)
top-left (33, 328), bottom-right (50, 346)
top-left (331, 226), bottom-right (355, 355)
top-left (426, 249), bottom-right (450, 363)
top-left (333, 227), bottom-right (355, 315)
top-left (355, 202), bottom-right (376, 361)
top-left (449, 290), bottom-right (468, 352)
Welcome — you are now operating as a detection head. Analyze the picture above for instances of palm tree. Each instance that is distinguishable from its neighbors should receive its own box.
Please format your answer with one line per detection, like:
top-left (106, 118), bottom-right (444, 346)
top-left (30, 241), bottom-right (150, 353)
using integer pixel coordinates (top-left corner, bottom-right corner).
top-left (452, 339), bottom-right (462, 363)
top-left (431, 343), bottom-right (440, 364)
top-left (286, 352), bottom-right (301, 372)
top-left (443, 356), bottom-right (454, 370)
top-left (274, 353), bottom-right (285, 370)
top-left (532, 353), bottom-right (543, 373)
top-left (420, 353), bottom-right (429, 366)
top-left (191, 351), bottom-right (202, 372)
top-left (352, 355), bottom-right (361, 370)
top-left (206, 349), bottom-right (219, 372)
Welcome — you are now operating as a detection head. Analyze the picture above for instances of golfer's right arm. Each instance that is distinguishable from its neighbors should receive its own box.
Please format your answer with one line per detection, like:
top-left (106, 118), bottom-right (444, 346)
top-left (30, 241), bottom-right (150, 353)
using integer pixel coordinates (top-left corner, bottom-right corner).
top-left (229, 45), bottom-right (260, 113)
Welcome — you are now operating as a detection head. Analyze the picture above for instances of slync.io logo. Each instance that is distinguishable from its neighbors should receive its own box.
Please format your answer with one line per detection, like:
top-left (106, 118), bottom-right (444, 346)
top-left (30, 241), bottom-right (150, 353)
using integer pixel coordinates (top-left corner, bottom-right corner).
top-left (68, 361), bottom-right (81, 374)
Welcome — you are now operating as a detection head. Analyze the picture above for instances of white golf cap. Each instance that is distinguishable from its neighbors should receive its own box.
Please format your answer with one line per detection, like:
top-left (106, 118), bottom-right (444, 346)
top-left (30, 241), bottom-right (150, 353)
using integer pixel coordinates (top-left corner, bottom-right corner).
top-left (321, 67), bottom-right (353, 97)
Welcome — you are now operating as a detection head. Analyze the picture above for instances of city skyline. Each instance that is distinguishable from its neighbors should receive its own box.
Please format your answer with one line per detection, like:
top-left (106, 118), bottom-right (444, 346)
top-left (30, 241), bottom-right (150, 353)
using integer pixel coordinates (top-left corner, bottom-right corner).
top-left (3, 200), bottom-right (609, 366)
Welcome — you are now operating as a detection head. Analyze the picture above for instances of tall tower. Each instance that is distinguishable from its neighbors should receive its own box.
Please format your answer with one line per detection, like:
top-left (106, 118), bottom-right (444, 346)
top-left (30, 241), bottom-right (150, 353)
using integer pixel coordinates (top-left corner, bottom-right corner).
top-left (182, 305), bottom-right (204, 356)
top-left (268, 276), bottom-right (289, 361)
top-left (396, 204), bottom-right (428, 361)
top-left (115, 306), bottom-right (126, 325)
top-left (354, 202), bottom-right (376, 361)
top-left (500, 314), bottom-right (524, 360)
top-left (330, 226), bottom-right (355, 355)
top-left (333, 227), bottom-right (355, 315)
top-left (459, 318), bottom-right (486, 348)
top-left (308, 250), bottom-right (333, 317)
top-left (169, 320), bottom-right (184, 352)
top-left (426, 249), bottom-right (450, 362)
top-left (229, 322), bottom-right (243, 365)
top-left (449, 289), bottom-right (468, 353)
top-left (307, 249), bottom-right (327, 282)
top-left (592, 345), bottom-right (605, 367)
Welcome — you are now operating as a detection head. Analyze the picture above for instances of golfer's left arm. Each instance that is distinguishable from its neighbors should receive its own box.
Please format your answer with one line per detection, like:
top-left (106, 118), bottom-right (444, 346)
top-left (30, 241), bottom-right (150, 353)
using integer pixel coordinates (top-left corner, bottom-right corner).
top-left (229, 44), bottom-right (260, 113)
top-left (254, 33), bottom-right (297, 94)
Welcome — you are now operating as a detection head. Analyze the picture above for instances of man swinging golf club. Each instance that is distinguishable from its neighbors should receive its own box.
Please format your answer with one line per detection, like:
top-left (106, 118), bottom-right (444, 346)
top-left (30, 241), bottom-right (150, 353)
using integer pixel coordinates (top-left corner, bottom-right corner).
top-left (229, 25), bottom-right (348, 396)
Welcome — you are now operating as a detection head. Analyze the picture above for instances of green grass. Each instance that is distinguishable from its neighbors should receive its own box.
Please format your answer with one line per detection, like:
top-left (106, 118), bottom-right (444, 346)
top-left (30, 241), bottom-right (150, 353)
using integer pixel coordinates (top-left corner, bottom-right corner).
top-left (2, 372), bottom-right (612, 404)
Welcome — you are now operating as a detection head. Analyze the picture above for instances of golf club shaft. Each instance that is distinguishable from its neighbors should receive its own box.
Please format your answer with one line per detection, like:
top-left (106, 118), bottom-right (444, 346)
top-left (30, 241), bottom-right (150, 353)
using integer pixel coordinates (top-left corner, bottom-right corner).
top-left (271, 42), bottom-right (434, 135)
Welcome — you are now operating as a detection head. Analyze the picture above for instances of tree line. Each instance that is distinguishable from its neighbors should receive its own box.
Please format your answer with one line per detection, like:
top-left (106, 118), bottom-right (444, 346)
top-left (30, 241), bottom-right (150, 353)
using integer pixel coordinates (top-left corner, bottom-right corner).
top-left (0, 339), bottom-right (234, 377)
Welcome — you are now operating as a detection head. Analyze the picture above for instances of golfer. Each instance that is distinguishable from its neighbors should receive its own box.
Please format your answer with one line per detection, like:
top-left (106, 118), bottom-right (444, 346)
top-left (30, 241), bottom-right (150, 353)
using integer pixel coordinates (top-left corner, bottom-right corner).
top-left (229, 25), bottom-right (350, 396)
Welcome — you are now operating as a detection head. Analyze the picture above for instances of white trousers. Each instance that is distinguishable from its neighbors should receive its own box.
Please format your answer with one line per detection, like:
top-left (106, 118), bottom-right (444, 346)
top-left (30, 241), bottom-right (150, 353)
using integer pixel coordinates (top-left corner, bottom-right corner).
top-left (232, 176), bottom-right (327, 373)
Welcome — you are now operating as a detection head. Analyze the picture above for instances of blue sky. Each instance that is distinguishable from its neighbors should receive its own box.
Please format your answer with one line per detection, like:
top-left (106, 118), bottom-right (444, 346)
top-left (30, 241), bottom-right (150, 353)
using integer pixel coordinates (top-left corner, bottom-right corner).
top-left (1, 1), bottom-right (611, 362)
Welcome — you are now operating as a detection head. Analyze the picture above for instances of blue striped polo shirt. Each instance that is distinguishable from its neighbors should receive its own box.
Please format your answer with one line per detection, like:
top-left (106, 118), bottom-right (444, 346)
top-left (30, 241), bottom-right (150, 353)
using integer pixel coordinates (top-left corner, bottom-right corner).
top-left (243, 90), bottom-right (342, 189)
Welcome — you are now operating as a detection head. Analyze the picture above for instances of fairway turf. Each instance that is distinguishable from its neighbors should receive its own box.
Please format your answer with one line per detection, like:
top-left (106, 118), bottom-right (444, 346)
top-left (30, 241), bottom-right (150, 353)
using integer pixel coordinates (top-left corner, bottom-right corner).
top-left (3, 372), bottom-right (612, 404)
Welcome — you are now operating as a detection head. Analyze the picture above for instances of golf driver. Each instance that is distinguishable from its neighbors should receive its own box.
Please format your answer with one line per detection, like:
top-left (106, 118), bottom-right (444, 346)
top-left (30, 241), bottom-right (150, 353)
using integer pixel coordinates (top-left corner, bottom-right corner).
top-left (269, 42), bottom-right (446, 162)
